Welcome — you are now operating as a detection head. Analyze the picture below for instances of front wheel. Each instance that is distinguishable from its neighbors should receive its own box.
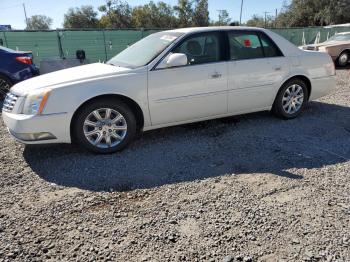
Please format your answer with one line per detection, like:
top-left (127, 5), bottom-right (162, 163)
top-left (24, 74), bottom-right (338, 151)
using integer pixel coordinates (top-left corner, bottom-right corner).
top-left (73, 99), bottom-right (137, 154)
top-left (272, 79), bottom-right (309, 119)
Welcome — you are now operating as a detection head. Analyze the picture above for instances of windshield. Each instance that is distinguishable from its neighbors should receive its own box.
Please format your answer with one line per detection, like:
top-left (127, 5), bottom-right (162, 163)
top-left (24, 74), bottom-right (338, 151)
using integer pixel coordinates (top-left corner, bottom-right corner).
top-left (326, 34), bottom-right (350, 42)
top-left (107, 31), bottom-right (183, 68)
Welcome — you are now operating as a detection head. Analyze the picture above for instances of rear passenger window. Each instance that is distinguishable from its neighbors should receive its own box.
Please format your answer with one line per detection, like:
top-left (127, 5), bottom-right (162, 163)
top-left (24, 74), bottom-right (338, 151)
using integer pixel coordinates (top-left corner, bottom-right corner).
top-left (259, 33), bottom-right (283, 57)
top-left (228, 32), bottom-right (264, 60)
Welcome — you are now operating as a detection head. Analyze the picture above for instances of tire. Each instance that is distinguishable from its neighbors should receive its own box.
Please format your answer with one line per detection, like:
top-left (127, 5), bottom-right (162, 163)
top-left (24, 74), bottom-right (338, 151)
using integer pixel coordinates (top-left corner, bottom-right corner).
top-left (272, 78), bottom-right (309, 119)
top-left (0, 75), bottom-right (12, 100)
top-left (72, 98), bottom-right (137, 154)
top-left (337, 51), bottom-right (349, 67)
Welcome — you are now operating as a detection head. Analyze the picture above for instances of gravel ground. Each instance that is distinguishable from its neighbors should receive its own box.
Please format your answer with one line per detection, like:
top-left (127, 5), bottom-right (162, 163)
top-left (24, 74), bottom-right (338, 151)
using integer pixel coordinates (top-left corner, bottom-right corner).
top-left (0, 69), bottom-right (349, 262)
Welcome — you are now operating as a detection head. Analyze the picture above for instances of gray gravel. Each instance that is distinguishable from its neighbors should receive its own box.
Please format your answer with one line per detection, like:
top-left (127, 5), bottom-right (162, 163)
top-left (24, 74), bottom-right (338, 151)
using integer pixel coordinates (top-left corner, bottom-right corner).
top-left (0, 69), bottom-right (349, 261)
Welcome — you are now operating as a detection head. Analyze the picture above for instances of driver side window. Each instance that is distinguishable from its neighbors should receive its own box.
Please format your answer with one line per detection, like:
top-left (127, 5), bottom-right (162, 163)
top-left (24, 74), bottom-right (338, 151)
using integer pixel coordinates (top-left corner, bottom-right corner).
top-left (172, 33), bottom-right (220, 65)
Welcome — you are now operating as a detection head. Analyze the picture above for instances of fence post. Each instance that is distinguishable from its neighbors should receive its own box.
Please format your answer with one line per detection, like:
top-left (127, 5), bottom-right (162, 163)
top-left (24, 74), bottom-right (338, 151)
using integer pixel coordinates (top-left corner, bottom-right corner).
top-left (56, 29), bottom-right (64, 59)
top-left (3, 31), bottom-right (8, 47)
top-left (102, 29), bottom-right (108, 62)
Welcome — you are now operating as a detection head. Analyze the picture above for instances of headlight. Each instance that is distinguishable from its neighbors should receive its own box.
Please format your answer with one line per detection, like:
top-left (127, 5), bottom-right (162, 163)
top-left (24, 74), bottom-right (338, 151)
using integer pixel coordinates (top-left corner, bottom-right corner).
top-left (22, 89), bottom-right (51, 115)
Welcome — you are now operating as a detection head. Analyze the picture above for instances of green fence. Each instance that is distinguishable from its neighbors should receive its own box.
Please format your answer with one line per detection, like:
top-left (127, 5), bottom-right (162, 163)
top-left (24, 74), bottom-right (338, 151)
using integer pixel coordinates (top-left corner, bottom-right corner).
top-left (1, 27), bottom-right (350, 64)
top-left (272, 26), bottom-right (350, 46)
top-left (0, 29), bottom-right (163, 64)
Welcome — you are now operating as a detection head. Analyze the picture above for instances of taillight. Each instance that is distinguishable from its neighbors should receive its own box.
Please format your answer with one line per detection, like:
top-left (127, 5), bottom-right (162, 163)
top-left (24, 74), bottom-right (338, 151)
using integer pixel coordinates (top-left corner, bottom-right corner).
top-left (15, 56), bottom-right (33, 65)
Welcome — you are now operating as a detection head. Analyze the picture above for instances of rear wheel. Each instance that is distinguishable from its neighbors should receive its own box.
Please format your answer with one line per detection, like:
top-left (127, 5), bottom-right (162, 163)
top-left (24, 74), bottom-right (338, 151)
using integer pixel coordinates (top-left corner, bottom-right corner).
top-left (73, 98), bottom-right (137, 154)
top-left (337, 51), bottom-right (349, 67)
top-left (272, 79), bottom-right (309, 119)
top-left (0, 75), bottom-right (12, 100)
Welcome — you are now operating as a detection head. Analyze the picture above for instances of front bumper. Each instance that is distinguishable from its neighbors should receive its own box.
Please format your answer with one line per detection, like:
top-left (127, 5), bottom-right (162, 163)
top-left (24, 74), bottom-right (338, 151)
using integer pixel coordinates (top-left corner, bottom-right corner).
top-left (2, 111), bottom-right (72, 144)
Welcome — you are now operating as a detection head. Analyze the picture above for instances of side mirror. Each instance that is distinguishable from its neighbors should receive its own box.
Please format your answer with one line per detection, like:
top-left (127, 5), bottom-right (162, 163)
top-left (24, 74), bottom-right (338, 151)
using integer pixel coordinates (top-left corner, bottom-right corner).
top-left (166, 53), bottom-right (188, 68)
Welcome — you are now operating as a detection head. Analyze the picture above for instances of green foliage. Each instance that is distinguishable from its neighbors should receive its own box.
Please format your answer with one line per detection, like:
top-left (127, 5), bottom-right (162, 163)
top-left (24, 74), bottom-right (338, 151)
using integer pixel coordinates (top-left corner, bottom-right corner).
top-left (131, 1), bottom-right (177, 28)
top-left (246, 14), bottom-right (275, 28)
top-left (276, 0), bottom-right (350, 27)
top-left (98, 0), bottom-right (213, 28)
top-left (63, 6), bottom-right (99, 29)
top-left (212, 10), bottom-right (231, 26)
top-left (26, 15), bottom-right (53, 30)
top-left (174, 0), bottom-right (194, 27)
top-left (61, 0), bottom-right (227, 29)
top-left (98, 0), bottom-right (133, 28)
top-left (192, 0), bottom-right (210, 27)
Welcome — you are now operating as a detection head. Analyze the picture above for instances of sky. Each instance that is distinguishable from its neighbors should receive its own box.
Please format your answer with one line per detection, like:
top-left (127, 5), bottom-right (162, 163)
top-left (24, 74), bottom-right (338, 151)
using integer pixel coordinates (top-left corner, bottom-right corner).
top-left (0, 0), bottom-right (287, 29)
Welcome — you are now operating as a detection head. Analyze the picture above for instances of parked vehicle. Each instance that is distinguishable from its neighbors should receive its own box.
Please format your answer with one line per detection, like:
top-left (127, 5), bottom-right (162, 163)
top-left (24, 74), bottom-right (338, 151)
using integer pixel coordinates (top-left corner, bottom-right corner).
top-left (301, 32), bottom-right (350, 67)
top-left (0, 46), bottom-right (39, 100)
top-left (2, 27), bottom-right (336, 153)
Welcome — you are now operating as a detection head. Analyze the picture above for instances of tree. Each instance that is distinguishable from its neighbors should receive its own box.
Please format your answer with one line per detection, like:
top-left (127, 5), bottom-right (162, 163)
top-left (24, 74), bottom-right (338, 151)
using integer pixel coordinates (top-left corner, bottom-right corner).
top-left (154, 2), bottom-right (178, 28)
top-left (63, 6), bottom-right (99, 29)
top-left (131, 1), bottom-right (177, 28)
top-left (213, 10), bottom-right (231, 26)
top-left (98, 0), bottom-right (132, 28)
top-left (192, 0), bottom-right (209, 26)
top-left (246, 14), bottom-right (275, 28)
top-left (174, 0), bottom-right (194, 27)
top-left (26, 15), bottom-right (52, 30)
top-left (276, 0), bottom-right (350, 27)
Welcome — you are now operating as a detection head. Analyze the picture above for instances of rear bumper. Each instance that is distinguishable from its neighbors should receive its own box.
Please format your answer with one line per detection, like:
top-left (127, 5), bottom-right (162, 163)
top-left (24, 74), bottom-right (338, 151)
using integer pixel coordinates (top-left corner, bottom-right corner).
top-left (2, 111), bottom-right (72, 144)
top-left (309, 75), bottom-right (336, 101)
top-left (10, 65), bottom-right (39, 84)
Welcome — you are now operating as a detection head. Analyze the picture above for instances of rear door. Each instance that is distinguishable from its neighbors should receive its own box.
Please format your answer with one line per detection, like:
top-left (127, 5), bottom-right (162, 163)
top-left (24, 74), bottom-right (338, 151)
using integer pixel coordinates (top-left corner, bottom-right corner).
top-left (227, 31), bottom-right (289, 113)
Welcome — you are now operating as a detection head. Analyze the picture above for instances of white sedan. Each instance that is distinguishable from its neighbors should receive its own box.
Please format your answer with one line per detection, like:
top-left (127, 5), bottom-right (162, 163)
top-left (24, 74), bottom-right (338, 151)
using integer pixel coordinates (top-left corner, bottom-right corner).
top-left (2, 27), bottom-right (336, 153)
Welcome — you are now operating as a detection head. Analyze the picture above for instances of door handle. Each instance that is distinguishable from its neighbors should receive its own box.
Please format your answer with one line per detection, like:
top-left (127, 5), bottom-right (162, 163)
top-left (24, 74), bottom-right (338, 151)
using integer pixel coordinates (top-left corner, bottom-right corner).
top-left (210, 72), bottom-right (222, 79)
top-left (274, 66), bottom-right (282, 71)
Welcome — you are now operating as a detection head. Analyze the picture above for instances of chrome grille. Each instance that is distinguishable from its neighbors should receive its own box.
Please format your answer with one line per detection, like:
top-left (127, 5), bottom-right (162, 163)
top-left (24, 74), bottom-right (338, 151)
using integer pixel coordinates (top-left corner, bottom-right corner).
top-left (2, 93), bottom-right (19, 113)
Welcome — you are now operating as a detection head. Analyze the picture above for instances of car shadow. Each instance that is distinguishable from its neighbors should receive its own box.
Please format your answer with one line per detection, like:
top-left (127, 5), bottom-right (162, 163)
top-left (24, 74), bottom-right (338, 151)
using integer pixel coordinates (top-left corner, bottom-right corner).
top-left (336, 65), bottom-right (350, 71)
top-left (23, 101), bottom-right (350, 192)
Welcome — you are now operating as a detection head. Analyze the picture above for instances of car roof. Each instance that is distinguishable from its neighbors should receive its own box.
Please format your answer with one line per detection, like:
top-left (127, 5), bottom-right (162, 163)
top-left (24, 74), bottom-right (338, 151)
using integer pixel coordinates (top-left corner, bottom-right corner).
top-left (164, 26), bottom-right (266, 34)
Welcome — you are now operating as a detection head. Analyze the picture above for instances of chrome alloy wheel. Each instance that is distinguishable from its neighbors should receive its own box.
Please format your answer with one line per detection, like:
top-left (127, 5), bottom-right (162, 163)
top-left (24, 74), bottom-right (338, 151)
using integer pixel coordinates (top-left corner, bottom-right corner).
top-left (282, 84), bottom-right (304, 115)
top-left (0, 78), bottom-right (10, 99)
top-left (83, 108), bottom-right (127, 149)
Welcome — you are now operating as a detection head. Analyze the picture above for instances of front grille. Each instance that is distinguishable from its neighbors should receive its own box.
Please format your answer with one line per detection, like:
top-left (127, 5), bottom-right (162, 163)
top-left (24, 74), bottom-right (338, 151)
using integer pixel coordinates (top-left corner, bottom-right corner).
top-left (2, 93), bottom-right (19, 113)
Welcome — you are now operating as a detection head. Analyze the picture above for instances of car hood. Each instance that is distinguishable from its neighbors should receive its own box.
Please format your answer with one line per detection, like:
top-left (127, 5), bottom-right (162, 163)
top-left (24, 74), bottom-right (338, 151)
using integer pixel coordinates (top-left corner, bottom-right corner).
top-left (302, 40), bottom-right (349, 49)
top-left (11, 63), bottom-right (132, 95)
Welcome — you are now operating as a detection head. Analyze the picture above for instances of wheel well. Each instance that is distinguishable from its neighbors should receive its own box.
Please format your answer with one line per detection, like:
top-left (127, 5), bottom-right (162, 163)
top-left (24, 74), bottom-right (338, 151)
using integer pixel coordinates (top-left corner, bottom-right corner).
top-left (70, 94), bottom-right (145, 141)
top-left (282, 75), bottom-right (312, 100)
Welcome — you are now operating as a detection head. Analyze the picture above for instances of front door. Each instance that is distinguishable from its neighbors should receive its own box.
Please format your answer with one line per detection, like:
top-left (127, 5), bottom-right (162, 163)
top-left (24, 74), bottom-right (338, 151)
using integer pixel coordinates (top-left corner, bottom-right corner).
top-left (148, 32), bottom-right (228, 126)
